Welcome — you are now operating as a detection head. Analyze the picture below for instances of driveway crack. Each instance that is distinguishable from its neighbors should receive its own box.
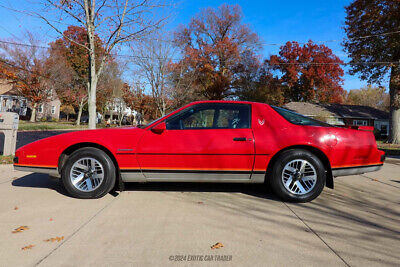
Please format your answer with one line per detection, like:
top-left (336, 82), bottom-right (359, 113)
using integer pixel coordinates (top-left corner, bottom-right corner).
top-left (35, 194), bottom-right (120, 266)
top-left (283, 202), bottom-right (350, 267)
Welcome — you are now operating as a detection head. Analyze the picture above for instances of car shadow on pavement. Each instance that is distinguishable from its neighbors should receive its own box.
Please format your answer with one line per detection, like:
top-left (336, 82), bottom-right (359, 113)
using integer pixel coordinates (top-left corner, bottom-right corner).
top-left (12, 173), bottom-right (70, 197)
top-left (124, 182), bottom-right (280, 201)
top-left (11, 173), bottom-right (280, 201)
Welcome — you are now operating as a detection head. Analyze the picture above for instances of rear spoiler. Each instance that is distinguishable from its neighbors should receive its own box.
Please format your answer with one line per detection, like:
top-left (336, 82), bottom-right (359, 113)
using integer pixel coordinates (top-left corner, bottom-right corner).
top-left (336, 125), bottom-right (374, 132)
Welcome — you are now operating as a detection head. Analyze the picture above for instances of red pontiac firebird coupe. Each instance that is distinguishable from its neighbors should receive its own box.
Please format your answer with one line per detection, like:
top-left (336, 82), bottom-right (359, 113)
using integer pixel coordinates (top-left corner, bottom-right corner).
top-left (13, 101), bottom-right (385, 202)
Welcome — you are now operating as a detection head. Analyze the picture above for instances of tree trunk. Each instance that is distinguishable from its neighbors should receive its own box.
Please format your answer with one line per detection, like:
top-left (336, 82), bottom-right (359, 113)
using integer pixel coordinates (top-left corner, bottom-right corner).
top-left (389, 65), bottom-right (400, 144)
top-left (88, 78), bottom-right (97, 129)
top-left (30, 103), bottom-right (37, 122)
top-left (76, 100), bottom-right (84, 126)
top-left (87, 14), bottom-right (98, 130)
top-left (67, 114), bottom-right (69, 121)
top-left (119, 109), bottom-right (123, 126)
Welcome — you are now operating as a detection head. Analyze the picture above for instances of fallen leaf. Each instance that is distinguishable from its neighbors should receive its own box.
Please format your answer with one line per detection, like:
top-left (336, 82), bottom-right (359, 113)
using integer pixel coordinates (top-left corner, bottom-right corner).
top-left (12, 177), bottom-right (18, 180)
top-left (372, 179), bottom-right (379, 181)
top-left (21, 245), bottom-right (34, 250)
top-left (197, 201), bottom-right (204, 204)
top-left (14, 206), bottom-right (18, 210)
top-left (12, 226), bottom-right (29, 233)
top-left (44, 236), bottom-right (64, 242)
top-left (211, 242), bottom-right (224, 249)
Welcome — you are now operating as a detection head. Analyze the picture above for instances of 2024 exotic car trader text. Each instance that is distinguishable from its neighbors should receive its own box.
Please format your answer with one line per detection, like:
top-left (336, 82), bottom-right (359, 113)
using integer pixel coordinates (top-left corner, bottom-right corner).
top-left (14, 101), bottom-right (385, 202)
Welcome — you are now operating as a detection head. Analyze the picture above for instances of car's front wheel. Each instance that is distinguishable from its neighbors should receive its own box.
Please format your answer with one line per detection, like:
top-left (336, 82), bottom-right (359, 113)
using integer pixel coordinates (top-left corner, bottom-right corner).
top-left (61, 147), bottom-right (116, 199)
top-left (270, 149), bottom-right (326, 202)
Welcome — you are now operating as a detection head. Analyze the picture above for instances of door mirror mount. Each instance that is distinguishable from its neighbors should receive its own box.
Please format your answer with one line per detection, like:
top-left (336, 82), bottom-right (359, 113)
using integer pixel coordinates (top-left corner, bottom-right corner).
top-left (151, 122), bottom-right (166, 134)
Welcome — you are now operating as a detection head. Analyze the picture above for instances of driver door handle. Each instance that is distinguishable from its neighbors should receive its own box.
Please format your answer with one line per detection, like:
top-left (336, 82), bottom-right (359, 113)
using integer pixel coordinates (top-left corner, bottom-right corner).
top-left (233, 137), bottom-right (251, 141)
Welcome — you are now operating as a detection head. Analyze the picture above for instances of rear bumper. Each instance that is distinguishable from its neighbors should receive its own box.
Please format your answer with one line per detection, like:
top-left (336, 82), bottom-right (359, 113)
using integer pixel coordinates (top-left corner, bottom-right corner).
top-left (14, 165), bottom-right (60, 178)
top-left (332, 164), bottom-right (383, 177)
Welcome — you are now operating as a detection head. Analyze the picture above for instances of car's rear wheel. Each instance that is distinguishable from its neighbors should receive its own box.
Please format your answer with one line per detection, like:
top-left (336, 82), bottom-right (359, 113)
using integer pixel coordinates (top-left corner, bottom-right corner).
top-left (270, 149), bottom-right (326, 202)
top-left (61, 147), bottom-right (116, 199)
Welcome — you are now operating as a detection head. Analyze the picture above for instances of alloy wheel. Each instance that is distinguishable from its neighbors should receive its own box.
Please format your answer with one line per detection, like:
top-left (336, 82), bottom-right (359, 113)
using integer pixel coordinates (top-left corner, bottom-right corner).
top-left (70, 157), bottom-right (104, 192)
top-left (281, 159), bottom-right (317, 195)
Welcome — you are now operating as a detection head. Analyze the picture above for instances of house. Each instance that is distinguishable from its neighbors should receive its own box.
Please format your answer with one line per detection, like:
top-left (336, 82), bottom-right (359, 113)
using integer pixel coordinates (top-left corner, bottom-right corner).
top-left (0, 79), bottom-right (61, 120)
top-left (36, 90), bottom-right (61, 121)
top-left (0, 79), bottom-right (28, 116)
top-left (105, 97), bottom-right (137, 124)
top-left (283, 102), bottom-right (390, 136)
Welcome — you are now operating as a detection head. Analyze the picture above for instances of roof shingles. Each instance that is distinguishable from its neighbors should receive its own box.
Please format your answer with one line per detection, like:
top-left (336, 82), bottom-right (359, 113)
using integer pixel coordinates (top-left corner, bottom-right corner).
top-left (283, 102), bottom-right (389, 120)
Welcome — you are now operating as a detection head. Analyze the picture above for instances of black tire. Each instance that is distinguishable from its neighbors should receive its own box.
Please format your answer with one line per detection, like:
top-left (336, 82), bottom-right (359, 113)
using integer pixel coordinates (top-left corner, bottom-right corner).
top-left (61, 147), bottom-right (116, 199)
top-left (269, 149), bottom-right (326, 202)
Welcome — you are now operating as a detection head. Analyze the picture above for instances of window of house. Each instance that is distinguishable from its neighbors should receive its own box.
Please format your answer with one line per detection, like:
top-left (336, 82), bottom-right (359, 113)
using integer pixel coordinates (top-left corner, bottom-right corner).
top-left (51, 105), bottom-right (56, 114)
top-left (38, 104), bottom-right (44, 113)
top-left (166, 104), bottom-right (250, 130)
top-left (381, 124), bottom-right (388, 135)
top-left (353, 120), bottom-right (368, 126)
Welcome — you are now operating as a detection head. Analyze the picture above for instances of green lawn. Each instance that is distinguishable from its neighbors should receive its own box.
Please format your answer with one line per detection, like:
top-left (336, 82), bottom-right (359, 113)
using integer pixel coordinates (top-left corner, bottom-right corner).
top-left (18, 121), bottom-right (89, 131)
top-left (377, 141), bottom-right (400, 156)
top-left (17, 121), bottom-right (123, 131)
top-left (0, 155), bottom-right (14, 164)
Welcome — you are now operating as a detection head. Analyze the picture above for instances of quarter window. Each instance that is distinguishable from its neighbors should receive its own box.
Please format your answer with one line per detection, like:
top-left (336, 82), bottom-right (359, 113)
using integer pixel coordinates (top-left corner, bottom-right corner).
top-left (272, 106), bottom-right (331, 127)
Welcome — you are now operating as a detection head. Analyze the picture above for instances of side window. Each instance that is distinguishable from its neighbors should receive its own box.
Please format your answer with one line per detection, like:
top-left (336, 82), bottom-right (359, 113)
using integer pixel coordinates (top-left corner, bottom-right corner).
top-left (182, 109), bottom-right (215, 129)
top-left (166, 107), bottom-right (215, 130)
top-left (166, 104), bottom-right (250, 130)
top-left (216, 106), bottom-right (250, 129)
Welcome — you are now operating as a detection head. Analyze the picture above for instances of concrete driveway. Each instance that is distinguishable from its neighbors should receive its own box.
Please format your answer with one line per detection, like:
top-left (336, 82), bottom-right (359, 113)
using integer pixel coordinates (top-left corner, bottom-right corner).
top-left (0, 160), bottom-right (399, 266)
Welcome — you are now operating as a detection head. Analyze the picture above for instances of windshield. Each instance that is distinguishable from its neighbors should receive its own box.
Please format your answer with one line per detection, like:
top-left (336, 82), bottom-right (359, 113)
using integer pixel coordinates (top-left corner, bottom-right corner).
top-left (271, 106), bottom-right (332, 127)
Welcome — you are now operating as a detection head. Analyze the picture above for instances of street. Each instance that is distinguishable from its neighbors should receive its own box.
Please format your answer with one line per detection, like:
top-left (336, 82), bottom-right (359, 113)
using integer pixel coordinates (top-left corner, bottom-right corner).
top-left (0, 160), bottom-right (399, 266)
top-left (0, 131), bottom-right (71, 154)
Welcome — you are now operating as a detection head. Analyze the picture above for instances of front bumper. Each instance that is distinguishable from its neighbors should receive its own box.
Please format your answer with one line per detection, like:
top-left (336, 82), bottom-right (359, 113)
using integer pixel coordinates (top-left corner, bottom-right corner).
top-left (13, 165), bottom-right (60, 178)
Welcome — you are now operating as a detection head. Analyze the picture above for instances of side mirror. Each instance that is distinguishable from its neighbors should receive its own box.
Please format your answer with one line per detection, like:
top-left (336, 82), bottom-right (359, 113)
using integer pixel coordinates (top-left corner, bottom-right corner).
top-left (151, 122), bottom-right (166, 134)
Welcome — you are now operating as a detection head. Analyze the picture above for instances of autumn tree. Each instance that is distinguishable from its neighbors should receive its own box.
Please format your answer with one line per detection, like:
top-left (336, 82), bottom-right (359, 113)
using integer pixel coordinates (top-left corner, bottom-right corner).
top-left (96, 60), bottom-right (125, 122)
top-left (233, 51), bottom-right (284, 105)
top-left (48, 26), bottom-right (105, 125)
top-left (346, 85), bottom-right (389, 111)
top-left (172, 4), bottom-right (261, 100)
top-left (269, 41), bottom-right (345, 104)
top-left (0, 34), bottom-right (52, 122)
top-left (60, 104), bottom-right (76, 121)
top-left (46, 52), bottom-right (86, 123)
top-left (343, 0), bottom-right (400, 143)
top-left (168, 57), bottom-right (202, 109)
top-left (123, 83), bottom-right (158, 124)
top-left (20, 0), bottom-right (168, 129)
top-left (130, 33), bottom-right (174, 117)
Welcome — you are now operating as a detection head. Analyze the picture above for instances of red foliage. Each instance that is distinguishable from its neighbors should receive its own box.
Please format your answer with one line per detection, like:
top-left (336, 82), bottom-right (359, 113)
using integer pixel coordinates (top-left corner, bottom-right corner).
top-left (122, 84), bottom-right (158, 122)
top-left (47, 26), bottom-right (107, 109)
top-left (269, 41), bottom-right (345, 103)
top-left (49, 26), bottom-right (105, 82)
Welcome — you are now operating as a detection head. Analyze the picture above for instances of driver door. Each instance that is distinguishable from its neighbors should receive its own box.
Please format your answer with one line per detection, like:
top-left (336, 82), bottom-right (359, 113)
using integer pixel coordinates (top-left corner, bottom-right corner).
top-left (136, 103), bottom-right (255, 181)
